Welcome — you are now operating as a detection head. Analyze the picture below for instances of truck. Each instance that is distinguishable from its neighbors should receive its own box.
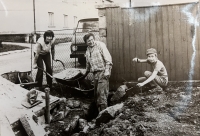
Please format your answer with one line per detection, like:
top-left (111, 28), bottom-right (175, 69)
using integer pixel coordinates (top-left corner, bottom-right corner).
top-left (70, 18), bottom-right (99, 66)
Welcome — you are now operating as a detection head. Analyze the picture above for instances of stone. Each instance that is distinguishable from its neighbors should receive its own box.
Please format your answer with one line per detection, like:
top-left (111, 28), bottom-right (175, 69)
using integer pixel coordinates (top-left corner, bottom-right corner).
top-left (96, 103), bottom-right (124, 125)
top-left (73, 100), bottom-right (81, 108)
top-left (111, 85), bottom-right (128, 103)
top-left (65, 116), bottom-right (80, 135)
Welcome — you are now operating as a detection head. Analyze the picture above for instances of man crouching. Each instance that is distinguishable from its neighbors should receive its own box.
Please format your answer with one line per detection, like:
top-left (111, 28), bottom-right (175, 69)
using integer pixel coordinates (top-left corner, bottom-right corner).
top-left (132, 48), bottom-right (168, 92)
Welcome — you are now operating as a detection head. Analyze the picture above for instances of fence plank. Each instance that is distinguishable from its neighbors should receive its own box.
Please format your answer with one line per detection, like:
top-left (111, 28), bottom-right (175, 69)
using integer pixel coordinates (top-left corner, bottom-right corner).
top-left (197, 7), bottom-right (200, 80)
top-left (145, 7), bottom-right (151, 71)
top-left (129, 8), bottom-right (137, 80)
top-left (179, 4), bottom-right (189, 80)
top-left (174, 6), bottom-right (183, 80)
top-left (193, 4), bottom-right (199, 80)
top-left (106, 8), bottom-right (114, 81)
top-left (113, 8), bottom-right (120, 82)
top-left (134, 8), bottom-right (142, 78)
top-left (162, 6), bottom-right (170, 79)
top-left (111, 8), bottom-right (117, 81)
top-left (123, 9), bottom-right (131, 80)
top-left (139, 8), bottom-right (147, 76)
top-left (168, 5), bottom-right (176, 80)
top-left (186, 4), bottom-right (195, 81)
top-left (118, 8), bottom-right (125, 82)
top-left (149, 7), bottom-right (158, 50)
top-left (156, 7), bottom-right (164, 63)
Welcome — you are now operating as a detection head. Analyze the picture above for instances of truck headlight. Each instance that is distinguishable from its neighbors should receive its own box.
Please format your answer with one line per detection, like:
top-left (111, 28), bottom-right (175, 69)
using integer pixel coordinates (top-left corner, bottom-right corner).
top-left (71, 45), bottom-right (78, 51)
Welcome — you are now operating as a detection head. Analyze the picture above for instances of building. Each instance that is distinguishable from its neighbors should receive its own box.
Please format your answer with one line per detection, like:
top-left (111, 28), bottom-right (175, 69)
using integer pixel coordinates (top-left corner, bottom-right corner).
top-left (0, 0), bottom-right (111, 34)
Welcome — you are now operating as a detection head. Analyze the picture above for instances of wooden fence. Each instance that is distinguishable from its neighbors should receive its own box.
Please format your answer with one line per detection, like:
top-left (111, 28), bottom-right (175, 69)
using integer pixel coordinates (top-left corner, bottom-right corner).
top-left (97, 2), bottom-right (200, 88)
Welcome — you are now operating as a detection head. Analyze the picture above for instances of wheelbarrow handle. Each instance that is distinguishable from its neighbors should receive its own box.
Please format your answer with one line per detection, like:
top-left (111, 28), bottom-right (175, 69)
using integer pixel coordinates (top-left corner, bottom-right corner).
top-left (54, 59), bottom-right (65, 70)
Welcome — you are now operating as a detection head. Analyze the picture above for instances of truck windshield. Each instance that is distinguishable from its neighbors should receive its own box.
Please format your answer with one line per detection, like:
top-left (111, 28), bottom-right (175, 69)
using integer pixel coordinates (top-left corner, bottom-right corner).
top-left (76, 21), bottom-right (99, 33)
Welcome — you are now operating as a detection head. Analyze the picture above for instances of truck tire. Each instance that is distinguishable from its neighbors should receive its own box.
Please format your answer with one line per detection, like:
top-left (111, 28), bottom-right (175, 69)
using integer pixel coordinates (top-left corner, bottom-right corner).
top-left (78, 57), bottom-right (86, 66)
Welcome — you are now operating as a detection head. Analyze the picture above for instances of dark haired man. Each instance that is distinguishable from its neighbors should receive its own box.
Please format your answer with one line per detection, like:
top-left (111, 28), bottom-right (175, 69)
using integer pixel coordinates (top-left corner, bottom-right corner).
top-left (83, 33), bottom-right (112, 112)
top-left (33, 30), bottom-right (55, 89)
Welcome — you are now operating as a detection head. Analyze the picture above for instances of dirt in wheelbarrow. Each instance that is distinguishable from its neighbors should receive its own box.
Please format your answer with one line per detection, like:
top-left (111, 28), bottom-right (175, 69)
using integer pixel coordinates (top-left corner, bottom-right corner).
top-left (43, 82), bottom-right (200, 136)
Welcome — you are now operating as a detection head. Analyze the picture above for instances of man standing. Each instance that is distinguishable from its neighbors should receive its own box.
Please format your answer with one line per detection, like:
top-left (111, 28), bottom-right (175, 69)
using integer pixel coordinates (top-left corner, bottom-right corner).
top-left (83, 33), bottom-right (112, 112)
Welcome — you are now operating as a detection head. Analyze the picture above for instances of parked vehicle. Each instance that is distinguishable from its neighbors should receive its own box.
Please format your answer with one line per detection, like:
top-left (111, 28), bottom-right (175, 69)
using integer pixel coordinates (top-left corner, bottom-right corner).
top-left (70, 18), bottom-right (99, 66)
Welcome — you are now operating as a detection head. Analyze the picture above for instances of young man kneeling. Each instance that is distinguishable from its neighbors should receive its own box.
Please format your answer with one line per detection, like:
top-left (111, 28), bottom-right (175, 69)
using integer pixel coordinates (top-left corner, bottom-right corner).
top-left (132, 48), bottom-right (168, 92)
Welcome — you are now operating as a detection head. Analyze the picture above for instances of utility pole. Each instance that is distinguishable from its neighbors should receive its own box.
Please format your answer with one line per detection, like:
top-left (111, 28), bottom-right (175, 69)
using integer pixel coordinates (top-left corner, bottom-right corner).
top-left (31, 0), bottom-right (36, 75)
top-left (129, 0), bottom-right (131, 7)
top-left (33, 0), bottom-right (36, 34)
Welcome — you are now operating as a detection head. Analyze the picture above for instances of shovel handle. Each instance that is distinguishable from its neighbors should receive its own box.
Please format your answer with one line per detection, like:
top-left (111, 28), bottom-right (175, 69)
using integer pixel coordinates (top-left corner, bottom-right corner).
top-left (37, 67), bottom-right (54, 79)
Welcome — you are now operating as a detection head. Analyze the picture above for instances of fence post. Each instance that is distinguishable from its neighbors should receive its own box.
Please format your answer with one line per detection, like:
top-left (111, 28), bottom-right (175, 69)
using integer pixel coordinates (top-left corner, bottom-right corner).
top-left (45, 87), bottom-right (50, 124)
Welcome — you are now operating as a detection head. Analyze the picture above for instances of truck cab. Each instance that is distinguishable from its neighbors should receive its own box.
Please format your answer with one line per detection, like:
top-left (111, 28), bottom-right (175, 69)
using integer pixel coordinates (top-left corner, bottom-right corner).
top-left (70, 18), bottom-right (99, 66)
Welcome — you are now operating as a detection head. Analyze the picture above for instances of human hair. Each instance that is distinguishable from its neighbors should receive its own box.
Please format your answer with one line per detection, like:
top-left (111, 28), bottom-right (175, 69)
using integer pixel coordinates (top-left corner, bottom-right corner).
top-left (44, 30), bottom-right (54, 41)
top-left (83, 33), bottom-right (95, 43)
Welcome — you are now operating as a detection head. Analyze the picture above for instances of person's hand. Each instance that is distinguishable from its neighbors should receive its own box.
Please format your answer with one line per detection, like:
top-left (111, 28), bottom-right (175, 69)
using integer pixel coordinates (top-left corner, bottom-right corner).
top-left (136, 83), bottom-right (144, 87)
top-left (132, 57), bottom-right (138, 62)
top-left (33, 63), bottom-right (38, 69)
top-left (104, 70), bottom-right (110, 79)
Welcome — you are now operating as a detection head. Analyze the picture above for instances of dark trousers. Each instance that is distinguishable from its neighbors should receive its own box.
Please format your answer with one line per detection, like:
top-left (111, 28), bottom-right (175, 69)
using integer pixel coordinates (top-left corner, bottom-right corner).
top-left (93, 70), bottom-right (109, 112)
top-left (34, 53), bottom-right (52, 88)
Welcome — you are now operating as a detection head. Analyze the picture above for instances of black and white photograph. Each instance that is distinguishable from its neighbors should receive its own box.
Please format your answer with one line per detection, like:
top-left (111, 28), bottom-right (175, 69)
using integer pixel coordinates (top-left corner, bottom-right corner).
top-left (0, 0), bottom-right (200, 136)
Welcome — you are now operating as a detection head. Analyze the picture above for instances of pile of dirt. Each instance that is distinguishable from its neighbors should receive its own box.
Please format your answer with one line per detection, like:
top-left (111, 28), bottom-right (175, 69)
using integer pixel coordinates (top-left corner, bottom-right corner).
top-left (46, 82), bottom-right (200, 136)
top-left (87, 82), bottom-right (200, 136)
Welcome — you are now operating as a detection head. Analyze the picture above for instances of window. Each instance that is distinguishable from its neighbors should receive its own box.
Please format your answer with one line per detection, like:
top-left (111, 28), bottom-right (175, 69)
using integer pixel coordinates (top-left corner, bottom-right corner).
top-left (64, 15), bottom-right (68, 27)
top-left (48, 12), bottom-right (54, 27)
top-left (73, 16), bottom-right (77, 28)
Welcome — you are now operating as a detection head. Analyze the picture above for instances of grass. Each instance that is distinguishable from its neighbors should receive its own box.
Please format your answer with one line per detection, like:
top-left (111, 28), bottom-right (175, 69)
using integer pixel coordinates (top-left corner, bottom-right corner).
top-left (0, 44), bottom-right (28, 53)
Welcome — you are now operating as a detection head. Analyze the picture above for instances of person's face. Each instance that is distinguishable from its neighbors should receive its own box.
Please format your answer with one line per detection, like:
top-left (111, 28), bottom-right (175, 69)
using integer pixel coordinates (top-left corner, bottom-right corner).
top-left (45, 36), bottom-right (53, 43)
top-left (86, 36), bottom-right (95, 47)
top-left (147, 53), bottom-right (157, 63)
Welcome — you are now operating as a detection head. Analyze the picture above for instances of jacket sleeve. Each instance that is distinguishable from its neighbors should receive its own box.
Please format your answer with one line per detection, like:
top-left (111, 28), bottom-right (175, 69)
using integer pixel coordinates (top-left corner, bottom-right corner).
top-left (100, 42), bottom-right (112, 70)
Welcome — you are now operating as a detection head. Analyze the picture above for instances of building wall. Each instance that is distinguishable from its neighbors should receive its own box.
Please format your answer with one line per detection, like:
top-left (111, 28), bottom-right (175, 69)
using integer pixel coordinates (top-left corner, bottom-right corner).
top-left (0, 0), bottom-right (104, 34)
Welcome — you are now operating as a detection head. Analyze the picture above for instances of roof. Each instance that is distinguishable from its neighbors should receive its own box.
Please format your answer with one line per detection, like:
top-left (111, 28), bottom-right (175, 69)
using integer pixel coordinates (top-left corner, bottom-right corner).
top-left (78, 18), bottom-right (99, 22)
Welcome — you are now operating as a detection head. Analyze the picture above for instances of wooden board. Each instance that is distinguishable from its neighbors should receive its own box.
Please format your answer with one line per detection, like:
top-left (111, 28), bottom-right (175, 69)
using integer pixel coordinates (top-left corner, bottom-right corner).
top-left (0, 76), bottom-right (59, 135)
top-left (20, 114), bottom-right (46, 136)
top-left (168, 5), bottom-right (176, 80)
top-left (162, 6), bottom-right (170, 78)
top-left (123, 9), bottom-right (131, 80)
top-left (129, 8), bottom-right (137, 80)
top-left (174, 6), bottom-right (183, 80)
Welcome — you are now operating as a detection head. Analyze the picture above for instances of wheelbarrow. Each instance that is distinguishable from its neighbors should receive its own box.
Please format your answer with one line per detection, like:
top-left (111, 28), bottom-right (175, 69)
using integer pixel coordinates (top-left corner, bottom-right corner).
top-left (1, 70), bottom-right (37, 90)
top-left (37, 67), bottom-right (94, 94)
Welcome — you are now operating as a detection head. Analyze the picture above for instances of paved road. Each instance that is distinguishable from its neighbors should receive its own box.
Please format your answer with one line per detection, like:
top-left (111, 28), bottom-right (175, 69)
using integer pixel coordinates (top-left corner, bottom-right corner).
top-left (0, 42), bottom-right (84, 82)
top-left (0, 49), bottom-right (32, 74)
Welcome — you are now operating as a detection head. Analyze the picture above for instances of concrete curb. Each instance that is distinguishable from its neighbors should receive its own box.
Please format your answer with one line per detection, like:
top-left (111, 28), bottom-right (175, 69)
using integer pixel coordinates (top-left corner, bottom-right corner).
top-left (0, 49), bottom-right (31, 56)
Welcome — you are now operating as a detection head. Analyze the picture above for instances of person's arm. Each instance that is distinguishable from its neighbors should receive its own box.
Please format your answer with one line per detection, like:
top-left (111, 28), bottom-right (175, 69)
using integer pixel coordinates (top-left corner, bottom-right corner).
top-left (33, 43), bottom-right (41, 69)
top-left (51, 37), bottom-right (56, 60)
top-left (137, 70), bottom-right (158, 87)
top-left (100, 43), bottom-right (112, 77)
top-left (132, 57), bottom-right (148, 63)
top-left (84, 52), bottom-right (91, 76)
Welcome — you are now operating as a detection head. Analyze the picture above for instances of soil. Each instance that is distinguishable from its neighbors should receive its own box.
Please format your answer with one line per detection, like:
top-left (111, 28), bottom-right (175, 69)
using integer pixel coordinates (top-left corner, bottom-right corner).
top-left (44, 82), bottom-right (200, 136)
top-left (0, 44), bottom-right (28, 53)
